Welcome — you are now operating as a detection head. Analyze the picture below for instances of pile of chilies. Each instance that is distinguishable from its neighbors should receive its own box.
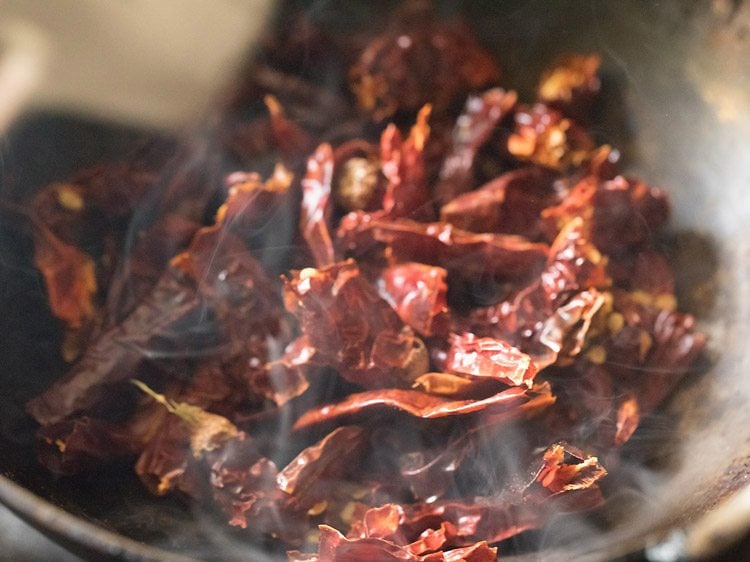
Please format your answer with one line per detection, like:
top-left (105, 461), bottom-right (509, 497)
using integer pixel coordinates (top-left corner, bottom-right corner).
top-left (25, 16), bottom-right (705, 561)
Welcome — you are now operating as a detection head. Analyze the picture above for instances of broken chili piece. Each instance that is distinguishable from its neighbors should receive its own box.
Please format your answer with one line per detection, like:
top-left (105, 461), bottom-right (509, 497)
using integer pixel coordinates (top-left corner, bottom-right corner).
top-left (537, 54), bottom-right (602, 123)
top-left (443, 333), bottom-right (537, 388)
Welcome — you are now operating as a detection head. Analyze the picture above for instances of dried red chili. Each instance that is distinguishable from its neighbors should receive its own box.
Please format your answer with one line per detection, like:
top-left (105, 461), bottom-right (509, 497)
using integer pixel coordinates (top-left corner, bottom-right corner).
top-left (292, 382), bottom-right (553, 430)
top-left (301, 144), bottom-right (336, 267)
top-left (542, 174), bottom-right (669, 253)
top-left (282, 260), bottom-right (428, 389)
top-left (289, 525), bottom-right (497, 562)
top-left (442, 333), bottom-right (537, 388)
top-left (349, 4), bottom-right (499, 121)
top-left (440, 166), bottom-right (559, 238)
top-left (434, 88), bottom-right (517, 206)
top-left (32, 223), bottom-right (98, 332)
top-left (381, 105), bottom-right (433, 220)
top-left (506, 103), bottom-right (593, 171)
top-left (377, 263), bottom-right (450, 337)
top-left (337, 214), bottom-right (548, 284)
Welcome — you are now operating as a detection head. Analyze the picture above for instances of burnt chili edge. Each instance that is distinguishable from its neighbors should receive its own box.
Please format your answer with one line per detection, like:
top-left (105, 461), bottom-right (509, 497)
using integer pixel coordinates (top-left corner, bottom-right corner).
top-left (0, 474), bottom-right (198, 562)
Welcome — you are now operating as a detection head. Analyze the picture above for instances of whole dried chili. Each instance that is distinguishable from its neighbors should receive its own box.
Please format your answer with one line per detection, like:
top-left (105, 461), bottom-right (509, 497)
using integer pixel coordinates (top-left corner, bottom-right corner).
top-left (292, 383), bottom-right (553, 430)
top-left (22, 10), bottom-right (707, 562)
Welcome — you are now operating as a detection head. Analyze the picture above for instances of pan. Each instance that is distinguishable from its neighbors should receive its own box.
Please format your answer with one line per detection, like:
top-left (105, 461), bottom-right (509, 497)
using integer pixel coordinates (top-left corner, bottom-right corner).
top-left (1, 1), bottom-right (749, 560)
